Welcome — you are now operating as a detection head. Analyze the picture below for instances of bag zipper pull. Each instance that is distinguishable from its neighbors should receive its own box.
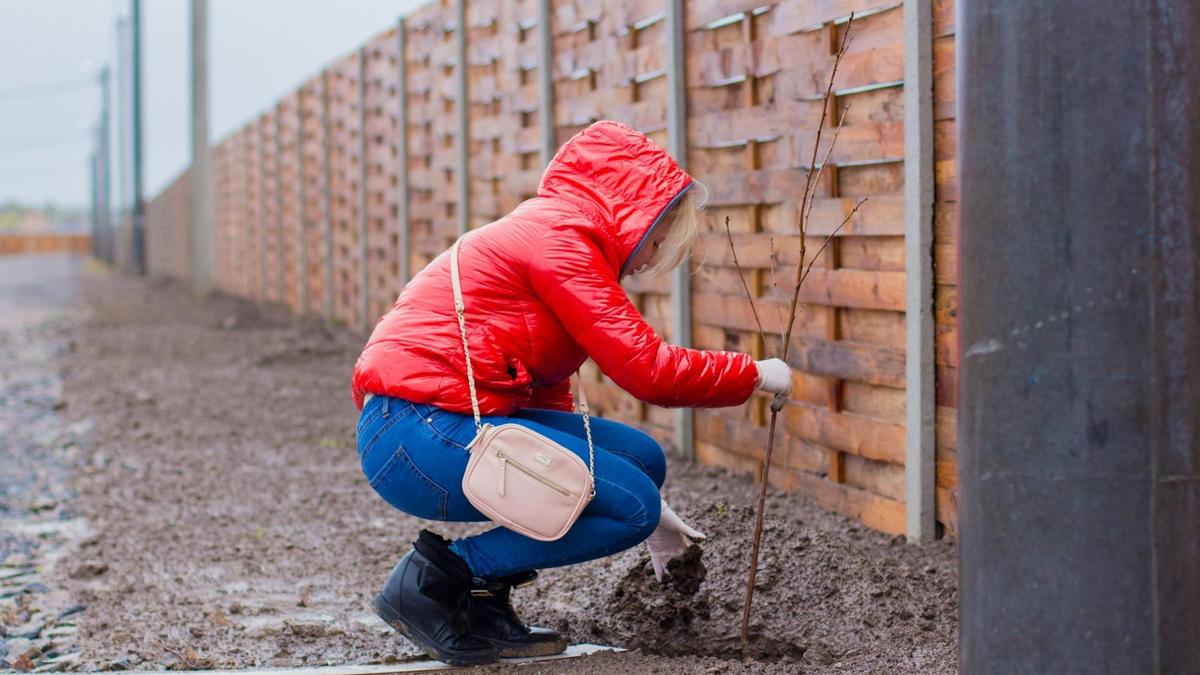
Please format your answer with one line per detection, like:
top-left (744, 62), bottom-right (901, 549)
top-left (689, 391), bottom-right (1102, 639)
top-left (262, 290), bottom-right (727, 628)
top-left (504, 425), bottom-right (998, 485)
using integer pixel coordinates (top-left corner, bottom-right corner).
top-left (497, 454), bottom-right (507, 497)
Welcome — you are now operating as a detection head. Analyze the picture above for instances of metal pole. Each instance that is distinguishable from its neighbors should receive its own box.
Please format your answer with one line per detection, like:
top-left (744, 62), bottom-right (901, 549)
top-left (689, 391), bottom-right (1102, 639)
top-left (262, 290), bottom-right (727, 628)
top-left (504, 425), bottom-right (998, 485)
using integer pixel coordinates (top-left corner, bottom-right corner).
top-left (320, 71), bottom-right (334, 321)
top-left (396, 17), bottom-right (411, 287)
top-left (99, 65), bottom-right (112, 265)
top-left (190, 0), bottom-right (213, 295)
top-left (130, 0), bottom-right (146, 275)
top-left (536, 0), bottom-right (555, 168)
top-left (903, 0), bottom-right (935, 542)
top-left (958, 0), bottom-right (1200, 672)
top-left (665, 0), bottom-right (694, 459)
top-left (115, 17), bottom-right (129, 271)
top-left (358, 47), bottom-right (370, 331)
top-left (89, 146), bottom-right (99, 259)
top-left (455, 0), bottom-right (469, 235)
top-left (297, 88), bottom-right (309, 314)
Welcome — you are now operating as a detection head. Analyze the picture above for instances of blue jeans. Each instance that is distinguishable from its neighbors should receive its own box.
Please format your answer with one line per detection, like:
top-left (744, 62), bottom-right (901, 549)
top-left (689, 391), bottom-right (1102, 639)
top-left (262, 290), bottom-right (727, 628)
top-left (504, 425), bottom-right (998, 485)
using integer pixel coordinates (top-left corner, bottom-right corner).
top-left (355, 395), bottom-right (665, 578)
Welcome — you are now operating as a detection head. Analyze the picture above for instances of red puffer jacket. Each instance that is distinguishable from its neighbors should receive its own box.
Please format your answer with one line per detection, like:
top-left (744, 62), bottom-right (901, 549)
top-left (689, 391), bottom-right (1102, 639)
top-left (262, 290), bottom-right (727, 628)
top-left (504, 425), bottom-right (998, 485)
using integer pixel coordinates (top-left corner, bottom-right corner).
top-left (351, 120), bottom-right (759, 414)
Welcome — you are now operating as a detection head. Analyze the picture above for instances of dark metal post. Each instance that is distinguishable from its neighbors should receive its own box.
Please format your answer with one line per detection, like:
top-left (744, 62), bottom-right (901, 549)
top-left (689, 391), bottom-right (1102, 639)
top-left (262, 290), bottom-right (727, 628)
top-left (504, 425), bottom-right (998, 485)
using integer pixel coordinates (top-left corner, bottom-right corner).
top-left (958, 1), bottom-right (1200, 673)
top-left (130, 0), bottom-right (146, 275)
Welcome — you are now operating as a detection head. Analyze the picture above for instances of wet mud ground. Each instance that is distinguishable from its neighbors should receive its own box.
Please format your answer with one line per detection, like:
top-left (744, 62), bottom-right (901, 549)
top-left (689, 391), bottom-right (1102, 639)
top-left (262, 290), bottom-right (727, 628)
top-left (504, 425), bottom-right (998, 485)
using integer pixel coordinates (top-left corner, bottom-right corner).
top-left (6, 257), bottom-right (958, 672)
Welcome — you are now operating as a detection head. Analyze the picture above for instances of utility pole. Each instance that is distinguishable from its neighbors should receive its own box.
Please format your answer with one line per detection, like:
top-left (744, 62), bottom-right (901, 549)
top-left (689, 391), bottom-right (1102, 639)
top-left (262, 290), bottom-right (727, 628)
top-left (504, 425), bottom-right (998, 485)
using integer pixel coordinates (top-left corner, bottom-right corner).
top-left (130, 0), bottom-right (146, 275)
top-left (190, 0), bottom-right (212, 294)
top-left (89, 146), bottom-right (99, 259)
top-left (115, 16), bottom-right (129, 270)
top-left (98, 65), bottom-right (112, 265)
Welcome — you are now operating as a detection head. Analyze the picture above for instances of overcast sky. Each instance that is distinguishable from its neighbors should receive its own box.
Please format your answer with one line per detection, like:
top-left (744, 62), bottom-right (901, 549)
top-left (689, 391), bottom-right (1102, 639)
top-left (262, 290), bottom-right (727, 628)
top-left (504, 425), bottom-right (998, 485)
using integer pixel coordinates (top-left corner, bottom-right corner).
top-left (0, 0), bottom-right (427, 209)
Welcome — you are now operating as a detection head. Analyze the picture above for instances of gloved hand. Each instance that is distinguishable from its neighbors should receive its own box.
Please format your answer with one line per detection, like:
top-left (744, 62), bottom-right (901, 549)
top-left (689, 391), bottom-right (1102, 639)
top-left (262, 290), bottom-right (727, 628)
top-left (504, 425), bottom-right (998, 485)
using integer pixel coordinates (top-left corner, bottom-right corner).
top-left (645, 498), bottom-right (706, 583)
top-left (755, 358), bottom-right (791, 412)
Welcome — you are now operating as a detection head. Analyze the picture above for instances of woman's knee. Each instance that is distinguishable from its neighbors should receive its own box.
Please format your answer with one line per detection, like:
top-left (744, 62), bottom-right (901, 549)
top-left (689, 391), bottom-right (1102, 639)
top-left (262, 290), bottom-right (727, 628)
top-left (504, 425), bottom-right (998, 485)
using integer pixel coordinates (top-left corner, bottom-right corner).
top-left (613, 478), bottom-right (661, 547)
top-left (620, 429), bottom-right (667, 489)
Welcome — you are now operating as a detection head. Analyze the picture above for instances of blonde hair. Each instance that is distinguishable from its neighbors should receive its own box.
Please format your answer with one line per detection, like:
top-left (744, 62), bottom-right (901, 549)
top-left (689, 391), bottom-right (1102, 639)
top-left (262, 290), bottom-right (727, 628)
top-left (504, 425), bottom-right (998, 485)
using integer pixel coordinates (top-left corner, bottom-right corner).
top-left (638, 179), bottom-right (710, 278)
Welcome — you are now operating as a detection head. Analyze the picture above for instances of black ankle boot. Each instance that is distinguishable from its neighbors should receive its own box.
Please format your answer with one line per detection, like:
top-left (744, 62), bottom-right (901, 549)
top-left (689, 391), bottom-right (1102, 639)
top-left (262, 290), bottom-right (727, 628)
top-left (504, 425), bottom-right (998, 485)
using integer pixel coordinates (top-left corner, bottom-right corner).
top-left (468, 570), bottom-right (569, 657)
top-left (371, 530), bottom-right (499, 666)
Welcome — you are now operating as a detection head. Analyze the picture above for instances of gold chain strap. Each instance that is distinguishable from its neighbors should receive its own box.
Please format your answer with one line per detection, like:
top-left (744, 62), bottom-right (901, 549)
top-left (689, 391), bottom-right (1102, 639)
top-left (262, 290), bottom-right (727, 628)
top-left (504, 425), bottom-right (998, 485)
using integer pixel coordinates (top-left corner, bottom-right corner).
top-left (449, 234), bottom-right (595, 491)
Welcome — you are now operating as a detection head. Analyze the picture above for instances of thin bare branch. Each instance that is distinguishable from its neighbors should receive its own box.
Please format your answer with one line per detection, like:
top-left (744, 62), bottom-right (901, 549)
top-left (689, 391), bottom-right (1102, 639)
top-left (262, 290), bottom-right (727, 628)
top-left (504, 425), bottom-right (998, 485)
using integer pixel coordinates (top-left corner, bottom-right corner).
top-left (795, 15), bottom-right (856, 243)
top-left (724, 215), bottom-right (767, 345)
top-left (767, 236), bottom-right (786, 349)
top-left (798, 198), bottom-right (868, 289)
top-left (800, 102), bottom-right (852, 239)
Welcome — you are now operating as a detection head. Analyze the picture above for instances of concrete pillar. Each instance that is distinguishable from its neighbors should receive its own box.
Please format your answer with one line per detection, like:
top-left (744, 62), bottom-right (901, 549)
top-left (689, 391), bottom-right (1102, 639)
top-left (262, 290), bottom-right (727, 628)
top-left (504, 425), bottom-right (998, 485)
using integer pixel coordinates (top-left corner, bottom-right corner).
top-left (958, 0), bottom-right (1200, 672)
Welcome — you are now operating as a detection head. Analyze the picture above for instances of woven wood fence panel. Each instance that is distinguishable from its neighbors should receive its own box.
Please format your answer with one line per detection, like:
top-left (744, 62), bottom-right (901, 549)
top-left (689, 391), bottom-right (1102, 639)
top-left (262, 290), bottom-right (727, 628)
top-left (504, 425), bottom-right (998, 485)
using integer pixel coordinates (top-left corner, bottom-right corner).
top-left (143, 0), bottom-right (959, 536)
top-left (932, 0), bottom-right (958, 536)
top-left (683, 1), bottom-right (907, 533)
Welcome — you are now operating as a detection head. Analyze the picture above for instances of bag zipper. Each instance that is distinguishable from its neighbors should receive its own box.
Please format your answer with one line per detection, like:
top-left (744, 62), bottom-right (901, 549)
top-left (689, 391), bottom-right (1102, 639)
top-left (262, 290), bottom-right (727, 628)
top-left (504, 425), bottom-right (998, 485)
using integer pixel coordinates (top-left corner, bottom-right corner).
top-left (496, 451), bottom-right (572, 498)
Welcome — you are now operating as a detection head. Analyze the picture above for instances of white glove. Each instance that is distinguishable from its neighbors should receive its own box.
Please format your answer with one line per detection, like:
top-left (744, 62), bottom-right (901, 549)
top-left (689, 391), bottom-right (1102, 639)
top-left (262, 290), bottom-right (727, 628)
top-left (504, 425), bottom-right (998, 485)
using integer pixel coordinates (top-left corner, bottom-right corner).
top-left (645, 499), bottom-right (706, 583)
top-left (754, 358), bottom-right (792, 396)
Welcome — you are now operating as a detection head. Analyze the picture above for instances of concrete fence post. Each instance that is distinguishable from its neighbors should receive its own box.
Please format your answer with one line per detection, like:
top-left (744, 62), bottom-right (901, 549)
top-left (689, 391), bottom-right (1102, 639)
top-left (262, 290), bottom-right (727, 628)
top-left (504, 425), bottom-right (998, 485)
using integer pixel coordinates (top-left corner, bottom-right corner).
top-left (396, 16), bottom-right (411, 287)
top-left (275, 109), bottom-right (286, 305)
top-left (903, 0), bottom-right (935, 542)
top-left (320, 70), bottom-right (334, 321)
top-left (257, 118), bottom-right (267, 302)
top-left (358, 47), bottom-right (370, 331)
top-left (455, 0), bottom-right (469, 236)
top-left (665, 0), bottom-right (694, 459)
top-left (536, 0), bottom-right (555, 168)
top-left (297, 87), bottom-right (309, 315)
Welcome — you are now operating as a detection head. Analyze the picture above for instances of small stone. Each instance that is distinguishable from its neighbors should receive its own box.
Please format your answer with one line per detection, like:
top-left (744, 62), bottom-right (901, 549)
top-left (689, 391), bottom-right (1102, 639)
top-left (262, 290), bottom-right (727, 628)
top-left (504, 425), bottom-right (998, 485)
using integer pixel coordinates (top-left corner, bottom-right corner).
top-left (69, 561), bottom-right (108, 579)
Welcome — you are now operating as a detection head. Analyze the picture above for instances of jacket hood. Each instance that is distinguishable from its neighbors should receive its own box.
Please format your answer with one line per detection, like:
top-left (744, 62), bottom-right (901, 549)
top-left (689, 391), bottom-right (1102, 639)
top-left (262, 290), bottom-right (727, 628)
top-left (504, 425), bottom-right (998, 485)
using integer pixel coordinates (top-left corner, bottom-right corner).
top-left (537, 120), bottom-right (693, 278)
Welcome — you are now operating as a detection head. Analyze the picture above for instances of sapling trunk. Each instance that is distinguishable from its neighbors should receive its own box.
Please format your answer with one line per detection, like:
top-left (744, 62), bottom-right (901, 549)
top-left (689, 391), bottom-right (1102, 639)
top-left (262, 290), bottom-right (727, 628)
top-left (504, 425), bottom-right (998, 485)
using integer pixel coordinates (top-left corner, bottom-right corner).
top-left (733, 13), bottom-right (867, 659)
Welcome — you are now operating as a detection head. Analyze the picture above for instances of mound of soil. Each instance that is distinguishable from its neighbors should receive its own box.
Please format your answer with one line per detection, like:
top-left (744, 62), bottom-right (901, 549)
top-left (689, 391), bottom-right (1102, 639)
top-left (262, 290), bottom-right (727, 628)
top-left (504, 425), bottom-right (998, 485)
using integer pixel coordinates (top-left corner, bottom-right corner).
top-left (47, 265), bottom-right (957, 673)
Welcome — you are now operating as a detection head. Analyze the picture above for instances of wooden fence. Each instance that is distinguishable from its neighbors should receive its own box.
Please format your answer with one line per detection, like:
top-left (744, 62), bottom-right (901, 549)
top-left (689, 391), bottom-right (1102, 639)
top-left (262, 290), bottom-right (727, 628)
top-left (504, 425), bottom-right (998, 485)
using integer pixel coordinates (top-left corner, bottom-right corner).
top-left (0, 234), bottom-right (92, 256)
top-left (140, 0), bottom-right (961, 539)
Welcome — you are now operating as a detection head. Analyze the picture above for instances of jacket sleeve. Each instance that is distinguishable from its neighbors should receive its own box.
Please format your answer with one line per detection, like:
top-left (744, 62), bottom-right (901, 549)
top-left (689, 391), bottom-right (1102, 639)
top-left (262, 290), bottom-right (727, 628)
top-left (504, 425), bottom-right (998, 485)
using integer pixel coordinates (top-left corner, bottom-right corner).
top-left (529, 229), bottom-right (760, 408)
top-left (526, 378), bottom-right (575, 412)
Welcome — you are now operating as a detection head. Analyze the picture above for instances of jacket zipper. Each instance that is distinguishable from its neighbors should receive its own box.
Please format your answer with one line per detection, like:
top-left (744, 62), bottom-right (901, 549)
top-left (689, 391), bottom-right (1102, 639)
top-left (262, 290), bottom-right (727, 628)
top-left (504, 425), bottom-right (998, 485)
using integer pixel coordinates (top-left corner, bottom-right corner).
top-left (496, 451), bottom-right (572, 498)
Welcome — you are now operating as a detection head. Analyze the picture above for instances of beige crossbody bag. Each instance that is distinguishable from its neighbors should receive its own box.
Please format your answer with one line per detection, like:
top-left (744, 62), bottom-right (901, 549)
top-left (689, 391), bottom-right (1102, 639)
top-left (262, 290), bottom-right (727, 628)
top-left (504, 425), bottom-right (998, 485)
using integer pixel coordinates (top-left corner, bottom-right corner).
top-left (450, 235), bottom-right (596, 542)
